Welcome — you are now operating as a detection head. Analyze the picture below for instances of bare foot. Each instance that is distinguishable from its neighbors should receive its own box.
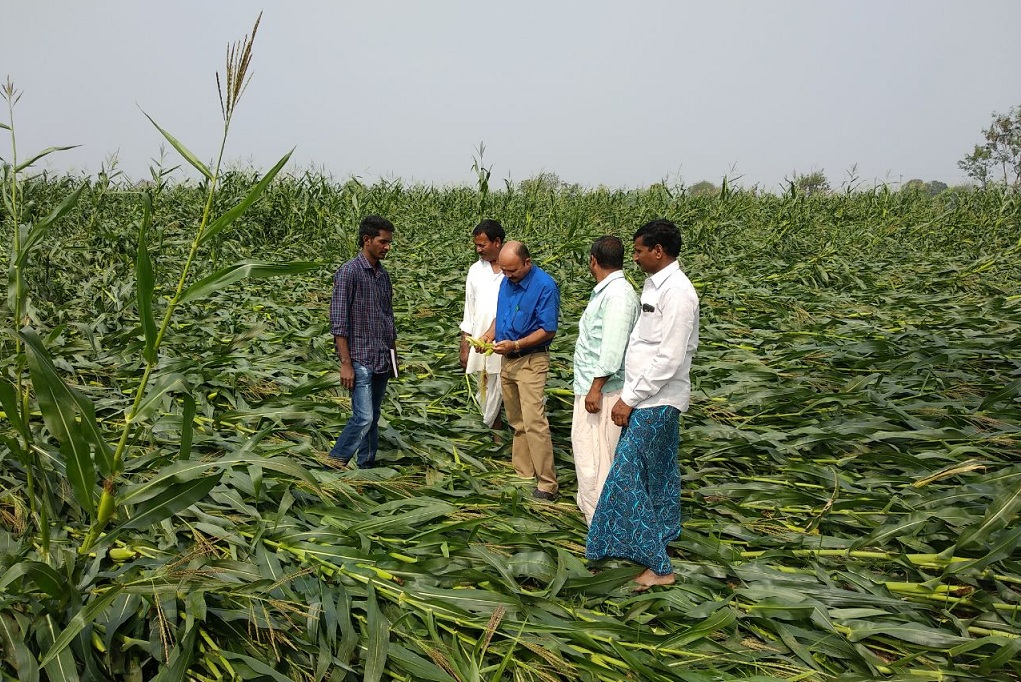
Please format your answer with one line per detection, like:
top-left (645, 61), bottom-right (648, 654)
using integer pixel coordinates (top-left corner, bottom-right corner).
top-left (633, 568), bottom-right (675, 591)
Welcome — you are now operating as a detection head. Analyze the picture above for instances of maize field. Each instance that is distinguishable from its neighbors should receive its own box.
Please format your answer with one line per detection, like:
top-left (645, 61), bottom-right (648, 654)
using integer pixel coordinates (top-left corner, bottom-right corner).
top-left (2, 24), bottom-right (1021, 682)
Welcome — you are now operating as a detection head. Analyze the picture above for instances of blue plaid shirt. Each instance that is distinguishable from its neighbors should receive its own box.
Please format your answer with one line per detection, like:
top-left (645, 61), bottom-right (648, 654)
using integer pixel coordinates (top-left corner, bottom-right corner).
top-left (330, 253), bottom-right (396, 373)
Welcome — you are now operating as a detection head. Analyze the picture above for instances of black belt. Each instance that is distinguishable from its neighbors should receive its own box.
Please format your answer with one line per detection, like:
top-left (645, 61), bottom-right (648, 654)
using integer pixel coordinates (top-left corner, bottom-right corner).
top-left (505, 346), bottom-right (549, 360)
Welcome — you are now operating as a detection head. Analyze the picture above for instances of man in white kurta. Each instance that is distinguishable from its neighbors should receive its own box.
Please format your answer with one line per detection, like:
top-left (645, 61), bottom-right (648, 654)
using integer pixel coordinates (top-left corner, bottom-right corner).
top-left (459, 220), bottom-right (506, 428)
top-left (571, 236), bottom-right (639, 524)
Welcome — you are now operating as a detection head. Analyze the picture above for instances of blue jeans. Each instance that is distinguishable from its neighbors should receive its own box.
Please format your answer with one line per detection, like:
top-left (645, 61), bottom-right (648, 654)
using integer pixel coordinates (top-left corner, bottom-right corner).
top-left (329, 361), bottom-right (390, 467)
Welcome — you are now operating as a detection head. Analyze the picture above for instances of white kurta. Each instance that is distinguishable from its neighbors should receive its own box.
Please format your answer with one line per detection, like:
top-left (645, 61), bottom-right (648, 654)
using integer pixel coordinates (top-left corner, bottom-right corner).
top-left (460, 258), bottom-right (504, 425)
top-left (460, 259), bottom-right (504, 374)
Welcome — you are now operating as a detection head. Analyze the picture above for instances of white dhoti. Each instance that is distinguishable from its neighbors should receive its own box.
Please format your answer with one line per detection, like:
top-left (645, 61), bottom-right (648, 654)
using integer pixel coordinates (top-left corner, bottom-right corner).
top-left (477, 370), bottom-right (503, 427)
top-left (461, 258), bottom-right (504, 428)
top-left (571, 391), bottom-right (623, 525)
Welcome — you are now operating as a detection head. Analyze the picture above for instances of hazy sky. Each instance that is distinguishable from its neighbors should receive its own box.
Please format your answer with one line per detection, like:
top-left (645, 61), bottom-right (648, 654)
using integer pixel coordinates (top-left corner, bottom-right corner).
top-left (2, 1), bottom-right (1020, 191)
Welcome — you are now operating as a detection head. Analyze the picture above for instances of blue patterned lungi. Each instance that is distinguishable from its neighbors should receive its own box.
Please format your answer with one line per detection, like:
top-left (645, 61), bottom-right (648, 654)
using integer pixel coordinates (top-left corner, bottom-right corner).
top-left (585, 405), bottom-right (681, 576)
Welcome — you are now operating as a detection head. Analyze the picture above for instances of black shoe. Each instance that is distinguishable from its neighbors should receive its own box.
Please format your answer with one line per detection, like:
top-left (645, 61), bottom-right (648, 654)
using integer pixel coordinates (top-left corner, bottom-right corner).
top-left (532, 488), bottom-right (558, 502)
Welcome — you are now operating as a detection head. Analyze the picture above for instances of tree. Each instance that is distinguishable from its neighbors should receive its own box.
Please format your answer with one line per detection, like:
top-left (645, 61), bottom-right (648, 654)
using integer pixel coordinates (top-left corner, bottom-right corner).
top-left (958, 105), bottom-right (1021, 189)
top-left (688, 180), bottom-right (717, 197)
top-left (790, 170), bottom-right (830, 196)
top-left (959, 145), bottom-right (993, 188)
top-left (518, 172), bottom-right (564, 195)
top-left (902, 179), bottom-right (949, 196)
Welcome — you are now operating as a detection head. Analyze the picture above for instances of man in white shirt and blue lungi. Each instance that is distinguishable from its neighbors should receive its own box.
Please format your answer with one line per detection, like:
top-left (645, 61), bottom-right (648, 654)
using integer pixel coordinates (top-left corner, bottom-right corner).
top-left (585, 219), bottom-right (700, 591)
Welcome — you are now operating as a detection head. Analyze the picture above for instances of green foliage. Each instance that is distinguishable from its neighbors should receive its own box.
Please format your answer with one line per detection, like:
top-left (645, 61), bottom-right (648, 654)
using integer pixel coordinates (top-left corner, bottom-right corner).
top-left (790, 170), bottom-right (831, 197)
top-left (2, 167), bottom-right (1020, 680)
top-left (687, 180), bottom-right (718, 197)
top-left (959, 104), bottom-right (1021, 189)
top-left (3, 29), bottom-right (1021, 681)
top-left (902, 178), bottom-right (949, 196)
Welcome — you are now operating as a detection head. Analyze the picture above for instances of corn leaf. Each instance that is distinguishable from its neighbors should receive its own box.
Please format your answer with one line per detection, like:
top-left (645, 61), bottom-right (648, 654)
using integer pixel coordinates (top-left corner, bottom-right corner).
top-left (119, 473), bottom-right (223, 531)
top-left (21, 330), bottom-right (98, 515)
top-left (955, 474), bottom-right (1021, 551)
top-left (41, 588), bottom-right (127, 673)
top-left (135, 192), bottom-right (158, 364)
top-left (16, 184), bottom-right (85, 265)
top-left (0, 612), bottom-right (38, 682)
top-left (178, 260), bottom-right (320, 304)
top-left (131, 373), bottom-right (186, 425)
top-left (179, 392), bottom-right (196, 461)
top-left (152, 621), bottom-right (198, 682)
top-left (41, 615), bottom-right (80, 682)
top-left (363, 582), bottom-right (389, 682)
top-left (199, 149), bottom-right (293, 246)
top-left (142, 110), bottom-right (213, 180)
top-left (0, 561), bottom-right (70, 601)
top-left (0, 375), bottom-right (28, 439)
top-left (13, 144), bottom-right (80, 172)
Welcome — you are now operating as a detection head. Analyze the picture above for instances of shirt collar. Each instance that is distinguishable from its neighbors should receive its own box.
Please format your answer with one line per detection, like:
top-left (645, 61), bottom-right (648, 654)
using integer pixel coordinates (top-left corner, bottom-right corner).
top-left (355, 252), bottom-right (380, 271)
top-left (648, 260), bottom-right (680, 288)
top-left (592, 269), bottom-right (624, 296)
top-left (511, 264), bottom-right (537, 290)
top-left (478, 258), bottom-right (503, 276)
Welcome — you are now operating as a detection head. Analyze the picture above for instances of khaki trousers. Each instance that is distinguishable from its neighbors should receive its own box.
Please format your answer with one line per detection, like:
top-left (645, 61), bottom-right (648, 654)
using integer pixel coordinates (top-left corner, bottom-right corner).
top-left (501, 352), bottom-right (557, 494)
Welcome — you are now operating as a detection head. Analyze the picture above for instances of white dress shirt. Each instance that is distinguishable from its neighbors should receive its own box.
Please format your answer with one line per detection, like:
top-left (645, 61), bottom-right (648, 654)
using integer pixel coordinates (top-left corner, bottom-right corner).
top-left (621, 260), bottom-right (699, 411)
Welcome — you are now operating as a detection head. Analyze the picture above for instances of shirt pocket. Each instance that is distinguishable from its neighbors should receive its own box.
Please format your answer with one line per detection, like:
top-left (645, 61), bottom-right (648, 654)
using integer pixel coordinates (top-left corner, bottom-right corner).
top-left (634, 305), bottom-right (661, 343)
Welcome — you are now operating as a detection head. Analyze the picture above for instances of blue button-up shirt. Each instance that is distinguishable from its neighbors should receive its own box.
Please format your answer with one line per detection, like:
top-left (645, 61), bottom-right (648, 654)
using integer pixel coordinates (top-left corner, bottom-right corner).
top-left (495, 264), bottom-right (559, 347)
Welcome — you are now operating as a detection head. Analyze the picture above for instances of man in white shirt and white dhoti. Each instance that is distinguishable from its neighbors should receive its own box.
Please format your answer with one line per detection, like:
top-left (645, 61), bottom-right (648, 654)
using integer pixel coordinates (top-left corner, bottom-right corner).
top-left (571, 236), bottom-right (639, 525)
top-left (459, 219), bottom-right (506, 431)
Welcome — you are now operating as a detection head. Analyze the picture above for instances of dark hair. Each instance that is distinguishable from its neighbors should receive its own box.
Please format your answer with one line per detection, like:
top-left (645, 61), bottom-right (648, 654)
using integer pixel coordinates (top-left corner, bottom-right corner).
top-left (513, 242), bottom-right (531, 260)
top-left (472, 219), bottom-right (505, 243)
top-left (633, 219), bottom-right (681, 257)
top-left (590, 235), bottom-right (624, 269)
top-left (359, 215), bottom-right (395, 245)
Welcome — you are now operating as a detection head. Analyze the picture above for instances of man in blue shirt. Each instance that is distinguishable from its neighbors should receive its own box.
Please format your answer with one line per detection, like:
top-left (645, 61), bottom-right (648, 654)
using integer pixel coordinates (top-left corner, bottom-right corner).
top-left (481, 241), bottom-right (560, 500)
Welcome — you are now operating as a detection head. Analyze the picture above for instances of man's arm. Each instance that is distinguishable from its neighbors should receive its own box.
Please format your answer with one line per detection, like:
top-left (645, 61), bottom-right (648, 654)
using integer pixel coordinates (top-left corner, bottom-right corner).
top-left (588, 292), bottom-right (638, 414)
top-left (335, 335), bottom-right (355, 390)
top-left (330, 267), bottom-right (356, 390)
top-left (494, 278), bottom-right (559, 354)
top-left (480, 319), bottom-right (497, 345)
top-left (590, 291), bottom-right (639, 383)
top-left (585, 375), bottom-right (609, 413)
top-left (459, 270), bottom-right (475, 369)
top-left (493, 327), bottom-right (555, 355)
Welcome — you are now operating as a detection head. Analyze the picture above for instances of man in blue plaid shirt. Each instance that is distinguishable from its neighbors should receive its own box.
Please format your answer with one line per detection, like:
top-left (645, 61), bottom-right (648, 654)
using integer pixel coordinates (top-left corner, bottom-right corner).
top-left (327, 215), bottom-right (397, 468)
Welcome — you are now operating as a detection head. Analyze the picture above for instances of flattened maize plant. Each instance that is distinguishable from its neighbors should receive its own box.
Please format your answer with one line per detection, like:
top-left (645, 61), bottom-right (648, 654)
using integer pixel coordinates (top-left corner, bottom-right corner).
top-left (1, 17), bottom-right (1020, 682)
